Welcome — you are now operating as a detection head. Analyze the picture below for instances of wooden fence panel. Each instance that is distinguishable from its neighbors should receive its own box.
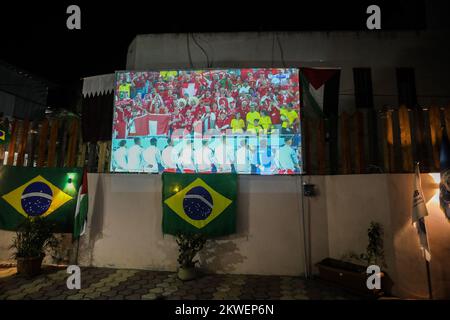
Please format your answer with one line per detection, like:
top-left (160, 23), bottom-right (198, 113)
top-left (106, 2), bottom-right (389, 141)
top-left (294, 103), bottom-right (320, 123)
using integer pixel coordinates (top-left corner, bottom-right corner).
top-left (429, 106), bottom-right (442, 171)
top-left (57, 120), bottom-right (68, 167)
top-left (37, 119), bottom-right (49, 167)
top-left (6, 119), bottom-right (18, 165)
top-left (87, 142), bottom-right (97, 172)
top-left (28, 120), bottom-right (39, 167)
top-left (385, 110), bottom-right (395, 172)
top-left (77, 142), bottom-right (87, 168)
top-left (47, 119), bottom-right (59, 167)
top-left (0, 117), bottom-right (4, 164)
top-left (317, 119), bottom-right (326, 175)
top-left (353, 111), bottom-right (365, 174)
top-left (3, 108), bottom-right (450, 175)
top-left (340, 112), bottom-right (351, 174)
top-left (398, 106), bottom-right (413, 172)
top-left (303, 119), bottom-right (312, 174)
top-left (105, 141), bottom-right (111, 173)
top-left (97, 141), bottom-right (108, 173)
top-left (66, 119), bottom-right (79, 167)
top-left (413, 108), bottom-right (430, 170)
top-left (444, 107), bottom-right (450, 141)
top-left (16, 119), bottom-right (30, 166)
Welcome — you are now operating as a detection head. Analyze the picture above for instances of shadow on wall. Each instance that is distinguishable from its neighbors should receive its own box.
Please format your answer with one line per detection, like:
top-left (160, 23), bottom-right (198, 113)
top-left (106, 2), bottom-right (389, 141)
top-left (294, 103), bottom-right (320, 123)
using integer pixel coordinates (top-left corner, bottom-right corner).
top-left (199, 239), bottom-right (247, 273)
top-left (196, 179), bottom-right (249, 273)
top-left (48, 233), bottom-right (73, 265)
top-left (78, 175), bottom-right (105, 266)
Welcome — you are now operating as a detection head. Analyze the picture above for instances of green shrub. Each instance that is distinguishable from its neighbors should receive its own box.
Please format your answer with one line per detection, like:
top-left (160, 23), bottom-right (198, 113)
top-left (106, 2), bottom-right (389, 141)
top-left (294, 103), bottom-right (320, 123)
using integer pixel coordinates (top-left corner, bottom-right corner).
top-left (10, 217), bottom-right (59, 259)
top-left (176, 233), bottom-right (206, 268)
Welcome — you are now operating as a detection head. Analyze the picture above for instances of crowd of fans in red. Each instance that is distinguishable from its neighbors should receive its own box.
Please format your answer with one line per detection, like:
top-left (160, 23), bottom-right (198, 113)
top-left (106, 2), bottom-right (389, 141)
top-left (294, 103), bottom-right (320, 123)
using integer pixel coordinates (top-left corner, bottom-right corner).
top-left (113, 69), bottom-right (300, 139)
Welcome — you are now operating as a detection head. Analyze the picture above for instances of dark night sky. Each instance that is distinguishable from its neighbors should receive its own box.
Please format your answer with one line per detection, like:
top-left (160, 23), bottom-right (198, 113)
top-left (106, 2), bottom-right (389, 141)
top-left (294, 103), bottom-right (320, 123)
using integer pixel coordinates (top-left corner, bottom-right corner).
top-left (0, 0), bottom-right (428, 87)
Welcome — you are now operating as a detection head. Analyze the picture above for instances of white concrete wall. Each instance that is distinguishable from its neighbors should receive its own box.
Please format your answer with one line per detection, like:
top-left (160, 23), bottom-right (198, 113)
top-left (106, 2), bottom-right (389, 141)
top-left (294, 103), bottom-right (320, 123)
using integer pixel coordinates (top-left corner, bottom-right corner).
top-left (127, 31), bottom-right (450, 112)
top-left (1, 173), bottom-right (449, 298)
top-left (76, 174), bottom-right (307, 276)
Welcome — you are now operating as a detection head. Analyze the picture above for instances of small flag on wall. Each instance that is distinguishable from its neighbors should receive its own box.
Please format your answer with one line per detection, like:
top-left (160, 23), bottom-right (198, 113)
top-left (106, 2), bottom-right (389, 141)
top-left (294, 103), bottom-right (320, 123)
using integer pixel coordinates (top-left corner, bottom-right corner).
top-left (412, 163), bottom-right (431, 261)
top-left (74, 168), bottom-right (89, 238)
top-left (439, 129), bottom-right (450, 221)
top-left (0, 124), bottom-right (9, 144)
top-left (0, 166), bottom-right (83, 232)
top-left (162, 173), bottom-right (237, 237)
top-left (300, 67), bottom-right (340, 118)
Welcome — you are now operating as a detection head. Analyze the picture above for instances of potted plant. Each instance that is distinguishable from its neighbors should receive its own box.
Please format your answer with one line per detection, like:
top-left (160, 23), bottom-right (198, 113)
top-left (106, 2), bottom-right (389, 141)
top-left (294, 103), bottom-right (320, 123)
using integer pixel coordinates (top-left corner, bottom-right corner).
top-left (316, 222), bottom-right (391, 297)
top-left (10, 217), bottom-right (58, 278)
top-left (345, 221), bottom-right (387, 268)
top-left (176, 233), bottom-right (206, 281)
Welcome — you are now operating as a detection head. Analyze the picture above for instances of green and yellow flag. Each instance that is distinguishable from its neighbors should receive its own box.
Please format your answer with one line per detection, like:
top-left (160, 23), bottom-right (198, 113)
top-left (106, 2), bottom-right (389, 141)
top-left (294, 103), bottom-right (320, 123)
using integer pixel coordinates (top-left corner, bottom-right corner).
top-left (162, 173), bottom-right (237, 237)
top-left (0, 125), bottom-right (9, 144)
top-left (0, 166), bottom-right (83, 233)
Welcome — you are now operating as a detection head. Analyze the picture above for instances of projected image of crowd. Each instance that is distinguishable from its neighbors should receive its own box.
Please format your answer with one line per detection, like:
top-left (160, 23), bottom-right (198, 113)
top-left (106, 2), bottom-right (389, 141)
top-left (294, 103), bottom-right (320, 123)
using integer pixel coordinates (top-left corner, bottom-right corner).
top-left (111, 69), bottom-right (302, 175)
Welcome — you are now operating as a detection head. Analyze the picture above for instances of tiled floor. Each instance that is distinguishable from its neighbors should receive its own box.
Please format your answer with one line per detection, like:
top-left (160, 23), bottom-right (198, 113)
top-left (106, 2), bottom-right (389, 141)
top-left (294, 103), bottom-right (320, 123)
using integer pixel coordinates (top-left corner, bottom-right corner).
top-left (0, 266), bottom-right (361, 300)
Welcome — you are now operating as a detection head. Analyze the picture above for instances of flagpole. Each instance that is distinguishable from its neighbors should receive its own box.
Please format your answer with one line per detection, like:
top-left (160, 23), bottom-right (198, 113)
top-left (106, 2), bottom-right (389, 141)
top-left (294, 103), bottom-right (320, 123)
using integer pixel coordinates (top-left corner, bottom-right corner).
top-left (415, 162), bottom-right (433, 299)
top-left (299, 173), bottom-right (310, 279)
top-left (425, 258), bottom-right (433, 299)
top-left (75, 236), bottom-right (81, 266)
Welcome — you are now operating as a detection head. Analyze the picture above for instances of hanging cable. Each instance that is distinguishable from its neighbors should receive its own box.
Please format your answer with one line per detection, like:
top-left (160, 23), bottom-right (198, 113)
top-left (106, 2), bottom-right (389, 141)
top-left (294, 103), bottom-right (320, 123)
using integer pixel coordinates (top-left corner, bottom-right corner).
top-left (271, 32), bottom-right (275, 68)
top-left (198, 33), bottom-right (214, 68)
top-left (297, 174), bottom-right (310, 279)
top-left (276, 32), bottom-right (287, 68)
top-left (186, 33), bottom-right (194, 68)
top-left (191, 33), bottom-right (210, 68)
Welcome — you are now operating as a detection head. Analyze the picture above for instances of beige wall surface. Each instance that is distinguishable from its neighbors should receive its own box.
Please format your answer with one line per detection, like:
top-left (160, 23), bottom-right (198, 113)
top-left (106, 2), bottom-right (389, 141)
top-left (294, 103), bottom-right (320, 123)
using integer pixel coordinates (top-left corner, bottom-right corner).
top-left (76, 174), bottom-right (307, 276)
top-left (323, 174), bottom-right (450, 299)
top-left (1, 173), bottom-right (449, 298)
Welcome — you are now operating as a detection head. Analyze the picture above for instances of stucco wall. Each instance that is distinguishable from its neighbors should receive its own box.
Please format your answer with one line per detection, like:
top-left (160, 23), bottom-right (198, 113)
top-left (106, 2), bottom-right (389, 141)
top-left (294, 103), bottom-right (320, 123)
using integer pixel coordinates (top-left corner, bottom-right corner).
top-left (127, 31), bottom-right (450, 111)
top-left (75, 174), bottom-right (308, 276)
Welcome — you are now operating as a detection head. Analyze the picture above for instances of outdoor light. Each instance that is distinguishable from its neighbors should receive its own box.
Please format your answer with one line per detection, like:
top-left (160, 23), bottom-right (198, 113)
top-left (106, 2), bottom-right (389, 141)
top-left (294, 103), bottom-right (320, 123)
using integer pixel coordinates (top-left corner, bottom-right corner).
top-left (65, 173), bottom-right (76, 189)
top-left (427, 173), bottom-right (440, 205)
top-left (303, 183), bottom-right (316, 197)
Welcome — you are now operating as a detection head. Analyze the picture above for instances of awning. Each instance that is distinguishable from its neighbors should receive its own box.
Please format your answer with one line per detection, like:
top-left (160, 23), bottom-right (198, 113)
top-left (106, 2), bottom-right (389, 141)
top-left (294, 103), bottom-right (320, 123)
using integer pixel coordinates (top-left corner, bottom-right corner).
top-left (82, 73), bottom-right (115, 97)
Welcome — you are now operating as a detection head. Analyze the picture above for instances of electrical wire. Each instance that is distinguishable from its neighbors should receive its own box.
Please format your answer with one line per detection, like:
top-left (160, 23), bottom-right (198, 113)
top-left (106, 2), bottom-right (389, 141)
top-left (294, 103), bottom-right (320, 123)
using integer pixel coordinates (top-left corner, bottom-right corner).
top-left (197, 33), bottom-right (214, 68)
top-left (276, 32), bottom-right (287, 68)
top-left (271, 32), bottom-right (275, 68)
top-left (298, 174), bottom-right (310, 279)
top-left (191, 33), bottom-right (210, 68)
top-left (186, 33), bottom-right (194, 68)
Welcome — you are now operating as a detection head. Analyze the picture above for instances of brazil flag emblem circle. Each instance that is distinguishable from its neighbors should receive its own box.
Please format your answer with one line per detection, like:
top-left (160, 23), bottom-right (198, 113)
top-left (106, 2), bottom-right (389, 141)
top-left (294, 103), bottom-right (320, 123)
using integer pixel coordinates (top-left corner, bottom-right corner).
top-left (21, 182), bottom-right (53, 216)
top-left (183, 186), bottom-right (213, 220)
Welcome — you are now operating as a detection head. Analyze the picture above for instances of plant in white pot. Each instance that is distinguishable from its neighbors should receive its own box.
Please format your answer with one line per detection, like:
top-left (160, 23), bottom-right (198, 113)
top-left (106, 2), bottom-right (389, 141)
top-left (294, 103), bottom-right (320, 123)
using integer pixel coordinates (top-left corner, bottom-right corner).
top-left (10, 217), bottom-right (58, 278)
top-left (176, 233), bottom-right (206, 281)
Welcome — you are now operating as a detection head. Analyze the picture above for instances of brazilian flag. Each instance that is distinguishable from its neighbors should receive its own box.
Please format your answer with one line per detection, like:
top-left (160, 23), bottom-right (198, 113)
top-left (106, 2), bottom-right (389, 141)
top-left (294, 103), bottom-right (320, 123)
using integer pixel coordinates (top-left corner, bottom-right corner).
top-left (162, 173), bottom-right (237, 237)
top-left (0, 166), bottom-right (83, 233)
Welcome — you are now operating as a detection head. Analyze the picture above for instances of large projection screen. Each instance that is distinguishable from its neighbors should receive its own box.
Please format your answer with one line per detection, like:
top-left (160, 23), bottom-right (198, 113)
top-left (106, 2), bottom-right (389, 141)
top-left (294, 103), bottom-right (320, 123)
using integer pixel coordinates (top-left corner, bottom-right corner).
top-left (111, 69), bottom-right (302, 175)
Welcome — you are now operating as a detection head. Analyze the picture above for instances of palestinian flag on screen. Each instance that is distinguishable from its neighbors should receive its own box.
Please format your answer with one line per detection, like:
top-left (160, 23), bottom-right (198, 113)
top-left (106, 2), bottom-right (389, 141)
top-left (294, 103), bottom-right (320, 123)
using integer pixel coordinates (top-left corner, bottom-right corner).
top-left (162, 173), bottom-right (237, 237)
top-left (300, 68), bottom-right (340, 118)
